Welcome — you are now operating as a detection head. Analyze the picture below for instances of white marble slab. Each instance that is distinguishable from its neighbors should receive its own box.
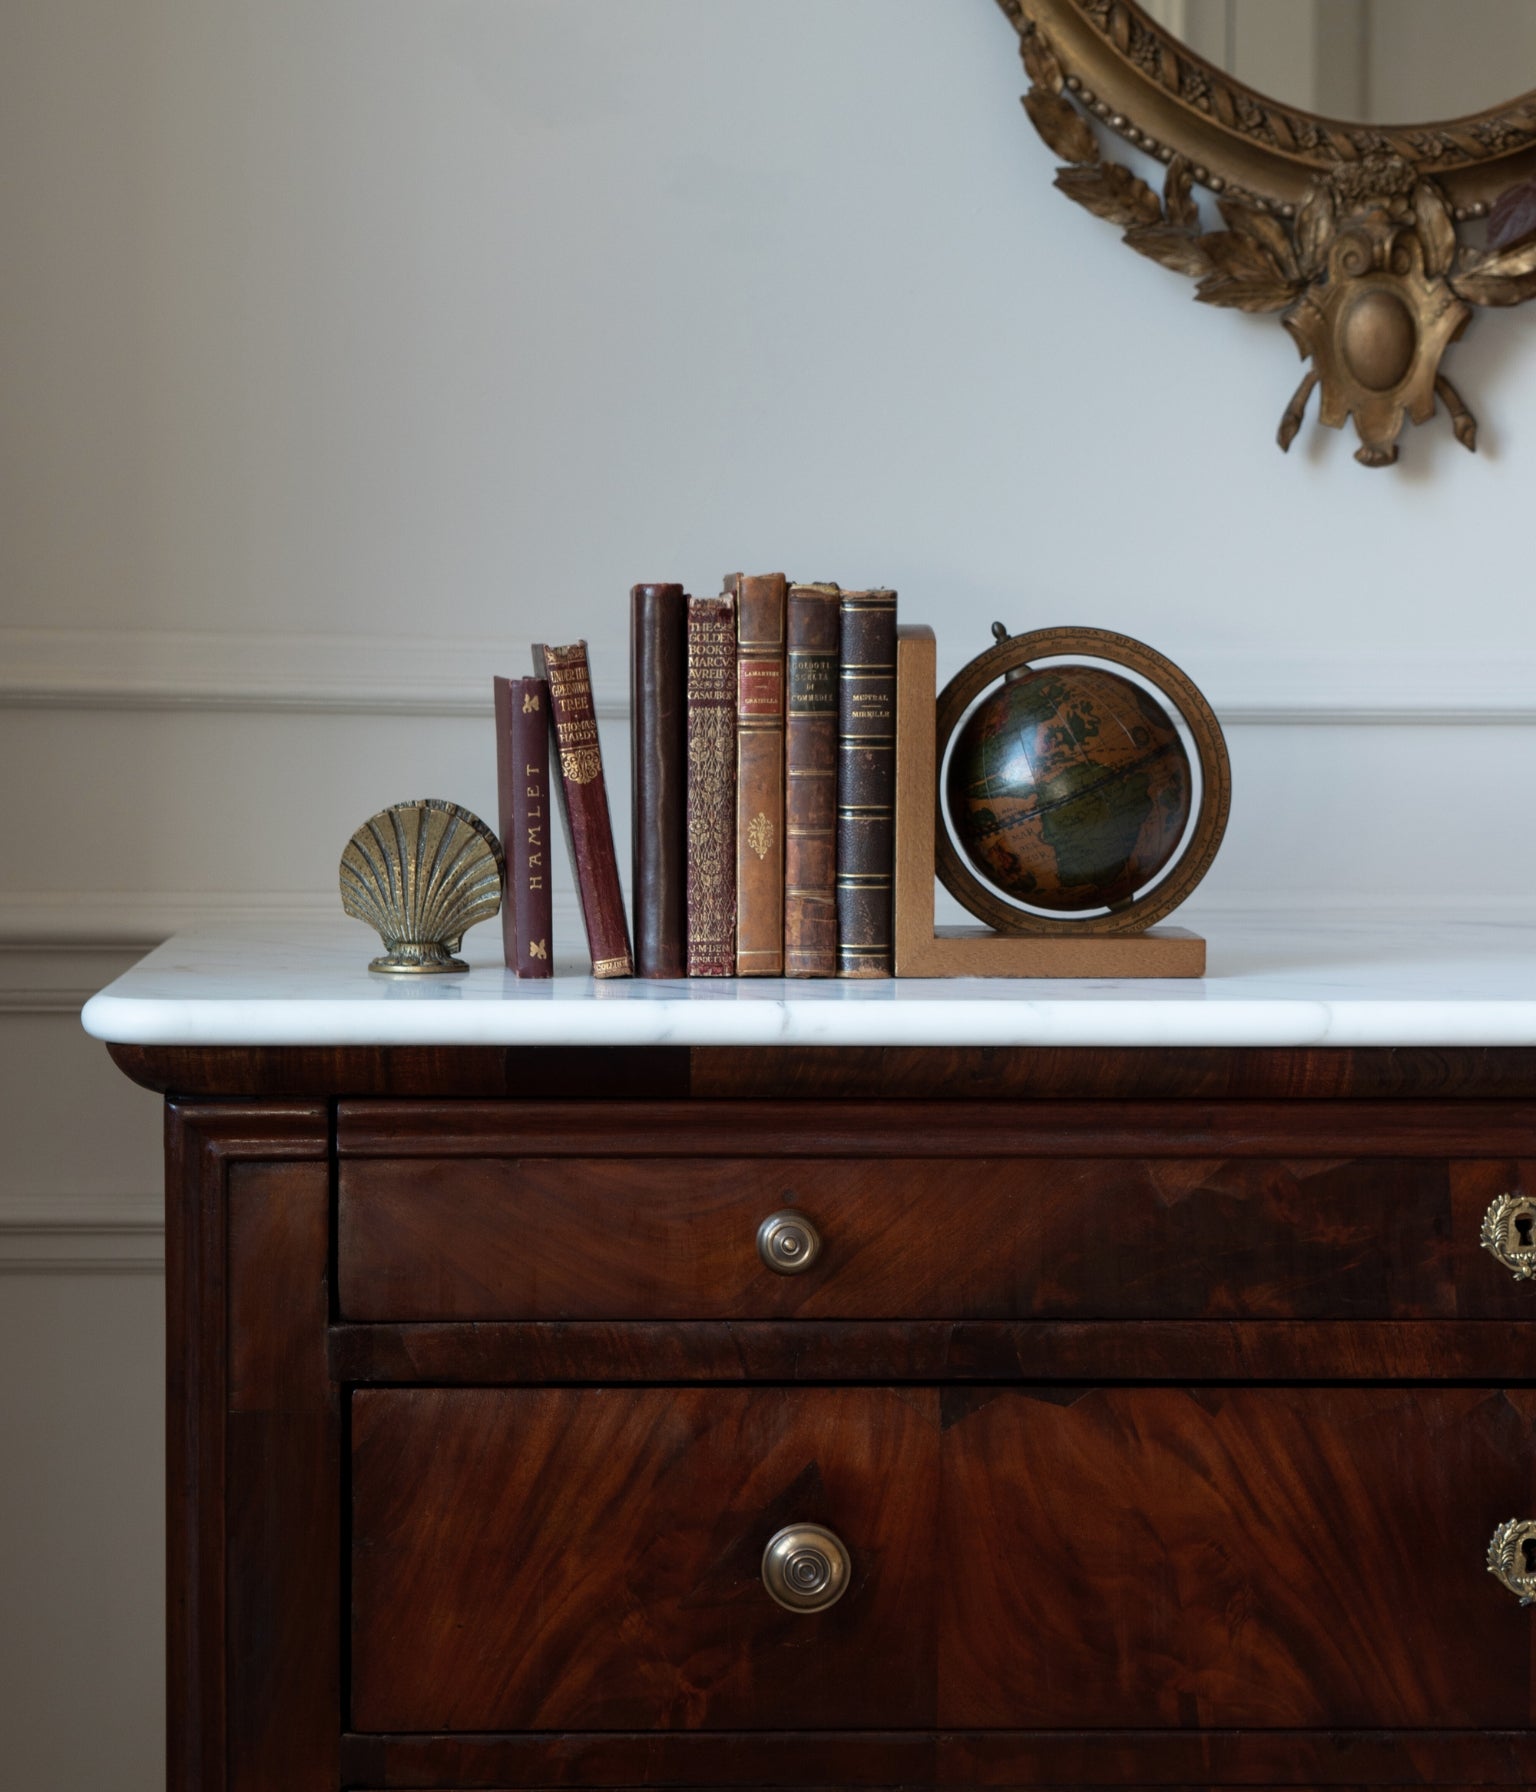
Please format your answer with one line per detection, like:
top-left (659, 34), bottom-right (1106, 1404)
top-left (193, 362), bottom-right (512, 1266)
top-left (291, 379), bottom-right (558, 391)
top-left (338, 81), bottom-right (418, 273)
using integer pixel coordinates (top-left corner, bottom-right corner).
top-left (77, 912), bottom-right (1536, 1048)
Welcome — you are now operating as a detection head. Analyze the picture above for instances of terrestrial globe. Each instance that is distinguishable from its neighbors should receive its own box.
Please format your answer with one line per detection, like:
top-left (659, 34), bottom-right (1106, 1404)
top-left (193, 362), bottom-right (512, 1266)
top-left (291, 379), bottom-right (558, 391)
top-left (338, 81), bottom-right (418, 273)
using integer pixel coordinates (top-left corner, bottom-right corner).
top-left (944, 652), bottom-right (1193, 915)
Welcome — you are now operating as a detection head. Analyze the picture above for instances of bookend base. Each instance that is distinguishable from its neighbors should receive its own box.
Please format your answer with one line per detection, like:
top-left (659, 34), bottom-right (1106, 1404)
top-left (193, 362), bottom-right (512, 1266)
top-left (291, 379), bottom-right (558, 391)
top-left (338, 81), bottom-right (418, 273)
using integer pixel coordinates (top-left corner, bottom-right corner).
top-left (893, 625), bottom-right (1207, 980)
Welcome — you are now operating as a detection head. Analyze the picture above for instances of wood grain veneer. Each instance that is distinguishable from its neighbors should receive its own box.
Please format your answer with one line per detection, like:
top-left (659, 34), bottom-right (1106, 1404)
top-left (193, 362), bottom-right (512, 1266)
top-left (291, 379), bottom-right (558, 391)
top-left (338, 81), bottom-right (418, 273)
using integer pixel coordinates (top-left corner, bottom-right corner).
top-left (133, 1045), bottom-right (1536, 1792)
top-left (335, 1097), bottom-right (1536, 1158)
top-left (940, 1385), bottom-right (1536, 1729)
top-left (340, 1154), bottom-right (1467, 1322)
top-left (111, 1042), bottom-right (1536, 1100)
top-left (328, 1317), bottom-right (1536, 1385)
top-left (338, 1730), bottom-right (1536, 1788)
top-left (351, 1387), bottom-right (938, 1733)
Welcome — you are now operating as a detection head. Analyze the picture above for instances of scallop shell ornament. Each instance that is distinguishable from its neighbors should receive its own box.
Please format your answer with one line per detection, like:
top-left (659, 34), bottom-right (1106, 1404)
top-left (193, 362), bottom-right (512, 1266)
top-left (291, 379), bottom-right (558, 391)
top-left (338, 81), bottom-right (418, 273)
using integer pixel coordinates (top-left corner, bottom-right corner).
top-left (340, 799), bottom-right (504, 973)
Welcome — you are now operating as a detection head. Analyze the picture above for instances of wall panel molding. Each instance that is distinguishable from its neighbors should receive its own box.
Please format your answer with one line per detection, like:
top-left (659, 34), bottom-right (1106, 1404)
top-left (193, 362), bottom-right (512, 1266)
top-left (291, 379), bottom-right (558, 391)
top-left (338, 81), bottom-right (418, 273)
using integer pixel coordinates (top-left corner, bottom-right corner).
top-left (0, 891), bottom-right (587, 951)
top-left (1, 889), bottom-right (1532, 960)
top-left (0, 628), bottom-right (628, 719)
top-left (0, 944), bottom-right (152, 1011)
top-left (0, 891), bottom-right (335, 950)
top-left (0, 1194), bottom-right (164, 1273)
top-left (4, 627), bottom-right (1535, 724)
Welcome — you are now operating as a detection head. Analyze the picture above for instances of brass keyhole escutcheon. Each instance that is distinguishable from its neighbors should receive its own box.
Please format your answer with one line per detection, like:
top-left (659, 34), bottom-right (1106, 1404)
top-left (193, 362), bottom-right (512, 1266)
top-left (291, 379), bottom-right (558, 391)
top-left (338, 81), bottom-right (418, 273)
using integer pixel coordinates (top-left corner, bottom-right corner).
top-left (1480, 1193), bottom-right (1536, 1282)
top-left (757, 1210), bottom-right (822, 1277)
top-left (1489, 1519), bottom-right (1536, 1604)
top-left (761, 1523), bottom-right (851, 1614)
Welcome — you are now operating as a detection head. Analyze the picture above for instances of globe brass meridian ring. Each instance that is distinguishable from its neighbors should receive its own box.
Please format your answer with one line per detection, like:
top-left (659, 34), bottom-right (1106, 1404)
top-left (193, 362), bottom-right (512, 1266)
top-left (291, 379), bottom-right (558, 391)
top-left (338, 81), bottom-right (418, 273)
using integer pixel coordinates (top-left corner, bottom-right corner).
top-left (935, 626), bottom-right (1231, 937)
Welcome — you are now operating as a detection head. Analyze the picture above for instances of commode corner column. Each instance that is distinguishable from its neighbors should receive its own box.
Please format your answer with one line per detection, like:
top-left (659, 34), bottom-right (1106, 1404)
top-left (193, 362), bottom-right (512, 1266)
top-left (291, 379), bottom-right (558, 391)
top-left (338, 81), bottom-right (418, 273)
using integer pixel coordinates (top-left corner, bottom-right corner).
top-left (164, 1100), bottom-right (335, 1792)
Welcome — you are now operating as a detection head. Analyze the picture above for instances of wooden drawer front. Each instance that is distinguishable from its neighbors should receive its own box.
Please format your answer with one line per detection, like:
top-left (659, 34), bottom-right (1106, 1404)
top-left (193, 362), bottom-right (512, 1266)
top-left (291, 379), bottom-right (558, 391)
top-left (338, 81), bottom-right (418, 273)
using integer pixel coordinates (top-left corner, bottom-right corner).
top-left (339, 1154), bottom-right (1461, 1321)
top-left (350, 1386), bottom-right (938, 1733)
top-left (352, 1384), bottom-right (1534, 1738)
top-left (940, 1385), bottom-right (1536, 1729)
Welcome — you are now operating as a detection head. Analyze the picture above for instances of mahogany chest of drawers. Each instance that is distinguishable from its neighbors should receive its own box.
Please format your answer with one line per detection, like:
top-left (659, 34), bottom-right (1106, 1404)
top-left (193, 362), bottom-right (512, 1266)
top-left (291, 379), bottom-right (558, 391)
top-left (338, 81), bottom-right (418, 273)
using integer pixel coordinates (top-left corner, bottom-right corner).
top-left (109, 1040), bottom-right (1536, 1791)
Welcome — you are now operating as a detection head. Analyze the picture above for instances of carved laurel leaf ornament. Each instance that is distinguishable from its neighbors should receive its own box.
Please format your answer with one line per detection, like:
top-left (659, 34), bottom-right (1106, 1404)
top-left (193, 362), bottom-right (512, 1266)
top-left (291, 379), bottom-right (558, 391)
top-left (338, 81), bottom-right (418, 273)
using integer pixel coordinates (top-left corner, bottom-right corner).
top-left (1003, 8), bottom-right (1536, 466)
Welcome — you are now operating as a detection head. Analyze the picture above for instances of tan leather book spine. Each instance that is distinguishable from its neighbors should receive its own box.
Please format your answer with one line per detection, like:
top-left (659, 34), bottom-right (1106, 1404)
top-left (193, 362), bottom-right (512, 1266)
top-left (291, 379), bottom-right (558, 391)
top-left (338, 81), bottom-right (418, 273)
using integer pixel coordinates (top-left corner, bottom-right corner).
top-left (729, 571), bottom-right (787, 976)
top-left (836, 588), bottom-right (898, 978)
top-left (533, 640), bottom-right (633, 979)
top-left (784, 582), bottom-right (841, 977)
top-left (685, 593), bottom-right (737, 976)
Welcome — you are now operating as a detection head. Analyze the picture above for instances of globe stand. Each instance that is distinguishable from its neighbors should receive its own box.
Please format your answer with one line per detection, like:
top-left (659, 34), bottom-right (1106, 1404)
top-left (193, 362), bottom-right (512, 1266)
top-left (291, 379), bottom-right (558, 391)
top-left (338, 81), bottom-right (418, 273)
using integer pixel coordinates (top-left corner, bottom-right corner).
top-left (892, 625), bottom-right (1208, 978)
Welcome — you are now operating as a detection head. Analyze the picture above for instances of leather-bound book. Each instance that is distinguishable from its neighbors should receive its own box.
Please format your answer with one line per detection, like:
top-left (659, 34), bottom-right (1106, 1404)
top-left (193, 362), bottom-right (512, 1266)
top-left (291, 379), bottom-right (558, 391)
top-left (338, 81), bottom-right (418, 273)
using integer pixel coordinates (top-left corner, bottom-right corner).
top-left (728, 572), bottom-right (788, 976)
top-left (532, 640), bottom-right (633, 979)
top-left (784, 582), bottom-right (841, 976)
top-left (630, 583), bottom-right (688, 978)
top-left (494, 675), bottom-right (554, 977)
top-left (685, 592), bottom-right (737, 976)
top-left (836, 588), bottom-right (898, 978)
top-left (494, 675), bottom-right (520, 972)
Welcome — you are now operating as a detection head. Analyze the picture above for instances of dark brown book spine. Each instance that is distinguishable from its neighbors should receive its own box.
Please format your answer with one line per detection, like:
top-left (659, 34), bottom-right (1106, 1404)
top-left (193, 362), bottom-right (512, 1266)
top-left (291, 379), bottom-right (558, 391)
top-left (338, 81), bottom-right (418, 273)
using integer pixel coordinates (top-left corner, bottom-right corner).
top-left (533, 640), bottom-right (633, 979)
top-left (729, 572), bottom-right (787, 976)
top-left (784, 582), bottom-right (841, 976)
top-left (836, 588), bottom-right (898, 978)
top-left (685, 593), bottom-right (737, 976)
top-left (508, 676), bottom-right (553, 976)
top-left (630, 583), bottom-right (688, 978)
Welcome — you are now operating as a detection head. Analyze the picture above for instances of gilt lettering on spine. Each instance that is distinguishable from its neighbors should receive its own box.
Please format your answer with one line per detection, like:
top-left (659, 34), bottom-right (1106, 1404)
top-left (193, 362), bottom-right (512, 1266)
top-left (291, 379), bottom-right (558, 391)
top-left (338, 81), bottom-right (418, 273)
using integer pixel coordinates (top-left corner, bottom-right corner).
top-left (730, 572), bottom-right (788, 976)
top-left (685, 593), bottom-right (738, 976)
top-left (534, 640), bottom-right (633, 978)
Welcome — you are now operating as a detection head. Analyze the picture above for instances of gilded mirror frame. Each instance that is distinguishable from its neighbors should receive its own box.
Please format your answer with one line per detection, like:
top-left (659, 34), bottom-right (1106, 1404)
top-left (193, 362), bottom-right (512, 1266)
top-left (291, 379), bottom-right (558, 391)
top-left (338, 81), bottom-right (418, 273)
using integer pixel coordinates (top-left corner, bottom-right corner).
top-left (993, 0), bottom-right (1536, 464)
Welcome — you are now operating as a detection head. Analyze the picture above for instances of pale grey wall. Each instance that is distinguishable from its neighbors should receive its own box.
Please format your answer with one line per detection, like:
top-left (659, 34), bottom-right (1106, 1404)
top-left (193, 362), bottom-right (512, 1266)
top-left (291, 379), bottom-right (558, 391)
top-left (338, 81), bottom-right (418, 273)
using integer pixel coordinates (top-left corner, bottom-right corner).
top-left (5, 4), bottom-right (1536, 1786)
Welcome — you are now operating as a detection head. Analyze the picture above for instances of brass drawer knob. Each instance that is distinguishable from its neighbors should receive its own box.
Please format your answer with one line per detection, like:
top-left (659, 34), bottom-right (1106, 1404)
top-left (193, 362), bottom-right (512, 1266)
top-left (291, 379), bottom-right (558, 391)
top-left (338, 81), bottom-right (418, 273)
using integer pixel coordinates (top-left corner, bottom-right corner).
top-left (1488, 1519), bottom-right (1536, 1603)
top-left (761, 1523), bottom-right (850, 1613)
top-left (1480, 1193), bottom-right (1536, 1281)
top-left (757, 1210), bottom-right (821, 1276)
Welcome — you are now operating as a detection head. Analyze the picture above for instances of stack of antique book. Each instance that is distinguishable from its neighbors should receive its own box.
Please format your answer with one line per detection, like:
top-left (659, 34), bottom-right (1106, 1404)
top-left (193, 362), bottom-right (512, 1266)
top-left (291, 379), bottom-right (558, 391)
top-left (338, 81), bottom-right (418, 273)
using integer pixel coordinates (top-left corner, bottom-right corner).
top-left (495, 575), bottom-right (897, 980)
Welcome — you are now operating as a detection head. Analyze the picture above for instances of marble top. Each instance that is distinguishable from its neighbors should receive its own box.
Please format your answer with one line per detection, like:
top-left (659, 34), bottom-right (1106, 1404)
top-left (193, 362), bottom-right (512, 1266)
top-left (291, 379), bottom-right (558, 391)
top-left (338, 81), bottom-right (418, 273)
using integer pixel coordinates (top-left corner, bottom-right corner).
top-left (78, 913), bottom-right (1536, 1048)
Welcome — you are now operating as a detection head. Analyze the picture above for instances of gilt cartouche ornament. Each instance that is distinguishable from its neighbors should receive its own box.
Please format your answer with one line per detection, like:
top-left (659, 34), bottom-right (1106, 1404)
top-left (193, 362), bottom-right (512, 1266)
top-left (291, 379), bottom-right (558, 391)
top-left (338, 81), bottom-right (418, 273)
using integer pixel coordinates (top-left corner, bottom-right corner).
top-left (340, 799), bottom-right (504, 974)
top-left (997, 1), bottom-right (1536, 466)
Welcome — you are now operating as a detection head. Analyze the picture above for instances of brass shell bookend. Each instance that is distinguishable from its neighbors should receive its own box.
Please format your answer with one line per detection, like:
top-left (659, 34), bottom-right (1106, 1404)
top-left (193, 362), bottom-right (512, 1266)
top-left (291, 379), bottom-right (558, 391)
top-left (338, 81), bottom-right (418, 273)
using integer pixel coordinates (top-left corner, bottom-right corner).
top-left (340, 799), bottom-right (504, 974)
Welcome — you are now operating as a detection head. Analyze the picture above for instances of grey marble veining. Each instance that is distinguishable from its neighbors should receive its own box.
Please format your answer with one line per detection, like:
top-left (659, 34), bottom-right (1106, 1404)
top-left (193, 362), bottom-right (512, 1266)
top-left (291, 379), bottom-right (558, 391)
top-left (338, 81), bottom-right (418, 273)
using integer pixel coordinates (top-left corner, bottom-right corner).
top-left (78, 913), bottom-right (1536, 1048)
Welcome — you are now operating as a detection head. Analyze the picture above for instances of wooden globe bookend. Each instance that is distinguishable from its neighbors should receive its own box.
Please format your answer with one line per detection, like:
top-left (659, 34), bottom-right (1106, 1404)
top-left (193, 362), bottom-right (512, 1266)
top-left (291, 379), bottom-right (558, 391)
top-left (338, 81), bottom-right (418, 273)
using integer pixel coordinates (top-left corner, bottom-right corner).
top-left (893, 625), bottom-right (1228, 978)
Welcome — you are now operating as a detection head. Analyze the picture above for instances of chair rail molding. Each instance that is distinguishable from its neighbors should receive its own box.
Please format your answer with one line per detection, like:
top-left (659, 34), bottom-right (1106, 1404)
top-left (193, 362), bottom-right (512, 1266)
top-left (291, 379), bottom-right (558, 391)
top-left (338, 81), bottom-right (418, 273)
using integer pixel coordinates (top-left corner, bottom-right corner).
top-left (0, 891), bottom-right (589, 952)
top-left (0, 627), bottom-right (627, 720)
top-left (2, 891), bottom-right (1534, 964)
top-left (0, 942), bottom-right (171, 1012)
top-left (3, 626), bottom-right (1535, 724)
top-left (0, 892), bottom-right (336, 952)
top-left (0, 1193), bottom-right (164, 1273)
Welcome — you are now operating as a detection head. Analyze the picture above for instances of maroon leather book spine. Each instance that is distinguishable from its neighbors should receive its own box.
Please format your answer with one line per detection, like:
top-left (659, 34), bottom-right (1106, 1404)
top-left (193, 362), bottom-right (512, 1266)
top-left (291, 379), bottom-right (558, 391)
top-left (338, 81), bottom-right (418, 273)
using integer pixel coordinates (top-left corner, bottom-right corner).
top-left (494, 675), bottom-right (520, 972)
top-left (685, 593), bottom-right (737, 977)
top-left (836, 588), bottom-right (898, 978)
top-left (784, 582), bottom-right (841, 976)
top-left (533, 640), bottom-right (633, 979)
top-left (508, 676), bottom-right (554, 976)
top-left (630, 583), bottom-right (688, 978)
top-left (730, 572), bottom-right (787, 976)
